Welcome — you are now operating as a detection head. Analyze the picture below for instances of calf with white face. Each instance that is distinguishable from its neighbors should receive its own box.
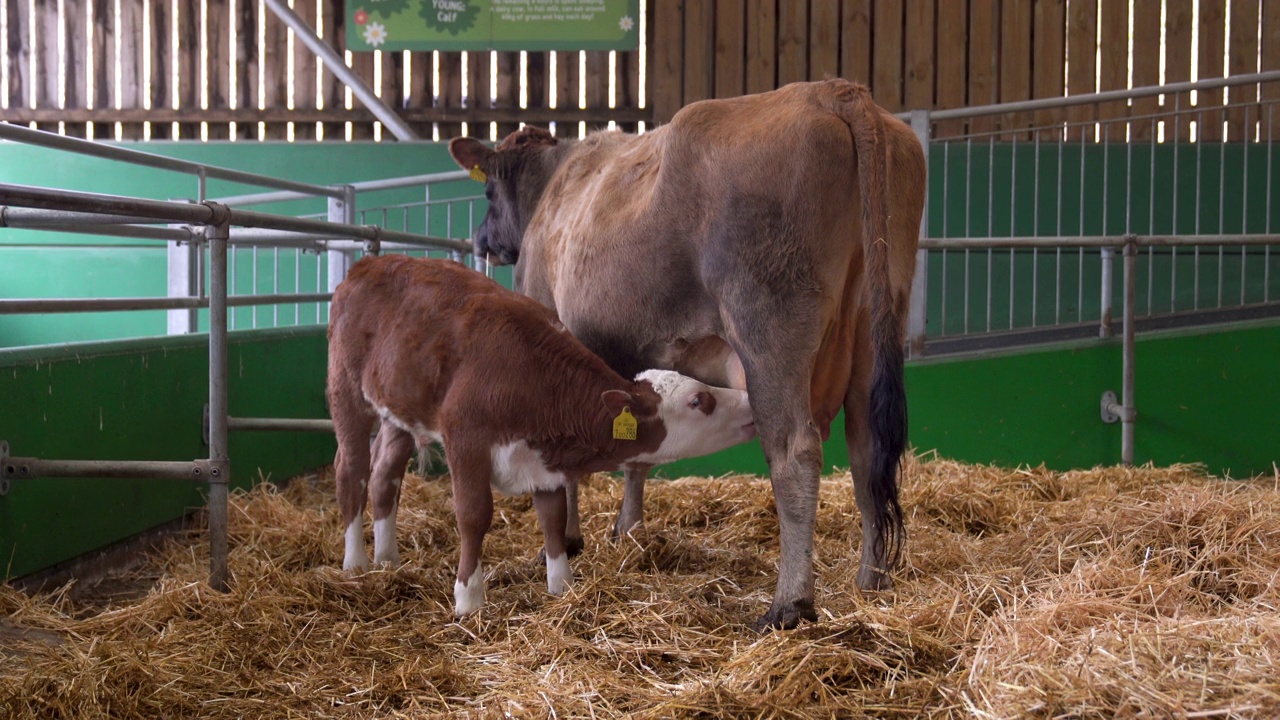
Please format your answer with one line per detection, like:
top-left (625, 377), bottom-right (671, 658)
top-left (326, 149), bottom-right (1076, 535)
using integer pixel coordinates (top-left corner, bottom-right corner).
top-left (326, 255), bottom-right (755, 616)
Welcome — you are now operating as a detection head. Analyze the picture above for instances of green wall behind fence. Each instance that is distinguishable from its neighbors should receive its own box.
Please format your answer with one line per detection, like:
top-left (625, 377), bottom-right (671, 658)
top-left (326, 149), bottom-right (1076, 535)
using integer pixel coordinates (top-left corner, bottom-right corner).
top-left (4, 319), bottom-right (1277, 581)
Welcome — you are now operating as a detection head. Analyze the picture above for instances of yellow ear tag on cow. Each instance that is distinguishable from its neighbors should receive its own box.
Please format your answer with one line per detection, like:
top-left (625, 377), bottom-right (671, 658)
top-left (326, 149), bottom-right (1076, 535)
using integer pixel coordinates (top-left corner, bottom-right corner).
top-left (613, 407), bottom-right (637, 441)
top-left (470, 165), bottom-right (487, 183)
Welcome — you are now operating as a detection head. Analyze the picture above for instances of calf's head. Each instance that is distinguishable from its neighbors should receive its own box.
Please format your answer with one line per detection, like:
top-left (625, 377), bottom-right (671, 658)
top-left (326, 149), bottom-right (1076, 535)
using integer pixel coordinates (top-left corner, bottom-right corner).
top-left (602, 369), bottom-right (756, 466)
top-left (449, 127), bottom-right (559, 267)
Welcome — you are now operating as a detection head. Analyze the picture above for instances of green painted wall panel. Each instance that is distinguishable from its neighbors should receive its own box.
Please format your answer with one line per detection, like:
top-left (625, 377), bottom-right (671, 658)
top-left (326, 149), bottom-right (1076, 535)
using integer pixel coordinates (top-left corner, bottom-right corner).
top-left (0, 328), bottom-right (334, 579)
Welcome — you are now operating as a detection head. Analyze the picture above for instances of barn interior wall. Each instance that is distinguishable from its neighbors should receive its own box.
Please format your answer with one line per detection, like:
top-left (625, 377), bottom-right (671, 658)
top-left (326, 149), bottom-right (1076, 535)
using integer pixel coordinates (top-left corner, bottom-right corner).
top-left (3, 314), bottom-right (1275, 583)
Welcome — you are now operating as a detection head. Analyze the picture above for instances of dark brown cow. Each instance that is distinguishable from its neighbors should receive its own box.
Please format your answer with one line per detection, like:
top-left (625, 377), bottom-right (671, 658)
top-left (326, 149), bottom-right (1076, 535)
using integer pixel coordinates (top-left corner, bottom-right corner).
top-left (326, 255), bottom-right (755, 615)
top-left (449, 79), bottom-right (925, 629)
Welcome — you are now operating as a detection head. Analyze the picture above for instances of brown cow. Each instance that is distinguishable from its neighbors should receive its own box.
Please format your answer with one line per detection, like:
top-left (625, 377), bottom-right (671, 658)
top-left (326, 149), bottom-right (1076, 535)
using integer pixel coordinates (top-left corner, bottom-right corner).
top-left (449, 79), bottom-right (925, 629)
top-left (326, 255), bottom-right (756, 615)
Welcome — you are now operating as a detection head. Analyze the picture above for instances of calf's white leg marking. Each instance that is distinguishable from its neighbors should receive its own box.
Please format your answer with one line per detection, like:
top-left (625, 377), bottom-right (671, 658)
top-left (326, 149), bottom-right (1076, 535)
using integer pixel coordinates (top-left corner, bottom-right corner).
top-left (373, 513), bottom-right (399, 566)
top-left (545, 553), bottom-right (571, 596)
top-left (343, 520), bottom-right (369, 571)
top-left (454, 563), bottom-right (486, 615)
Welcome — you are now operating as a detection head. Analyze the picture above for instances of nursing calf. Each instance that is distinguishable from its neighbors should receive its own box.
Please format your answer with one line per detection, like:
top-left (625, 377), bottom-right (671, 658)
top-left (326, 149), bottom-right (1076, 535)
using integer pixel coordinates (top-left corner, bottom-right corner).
top-left (326, 255), bottom-right (755, 615)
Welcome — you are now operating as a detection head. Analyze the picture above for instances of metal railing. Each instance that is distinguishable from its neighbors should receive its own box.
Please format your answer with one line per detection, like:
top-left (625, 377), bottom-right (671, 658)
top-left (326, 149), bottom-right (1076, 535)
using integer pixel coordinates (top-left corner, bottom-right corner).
top-left (0, 130), bottom-right (479, 589)
top-left (901, 71), bottom-right (1280, 466)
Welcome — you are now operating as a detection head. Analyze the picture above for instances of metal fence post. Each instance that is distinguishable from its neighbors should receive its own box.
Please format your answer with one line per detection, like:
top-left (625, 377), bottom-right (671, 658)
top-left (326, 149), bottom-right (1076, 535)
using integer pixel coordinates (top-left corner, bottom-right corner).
top-left (1099, 246), bottom-right (1115, 338)
top-left (206, 213), bottom-right (231, 591)
top-left (166, 234), bottom-right (199, 334)
top-left (907, 109), bottom-right (931, 357)
top-left (327, 185), bottom-right (356, 292)
top-left (1119, 237), bottom-right (1137, 466)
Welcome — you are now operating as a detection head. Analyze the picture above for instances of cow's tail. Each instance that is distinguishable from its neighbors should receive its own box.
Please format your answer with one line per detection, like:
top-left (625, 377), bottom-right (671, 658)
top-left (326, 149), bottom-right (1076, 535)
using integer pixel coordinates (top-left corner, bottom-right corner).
top-left (832, 81), bottom-right (907, 572)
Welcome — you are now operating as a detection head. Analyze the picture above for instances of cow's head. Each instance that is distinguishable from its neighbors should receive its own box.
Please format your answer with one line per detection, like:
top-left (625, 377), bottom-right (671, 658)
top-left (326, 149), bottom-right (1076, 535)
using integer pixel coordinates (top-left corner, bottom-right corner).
top-left (601, 369), bottom-right (756, 466)
top-left (449, 127), bottom-right (559, 266)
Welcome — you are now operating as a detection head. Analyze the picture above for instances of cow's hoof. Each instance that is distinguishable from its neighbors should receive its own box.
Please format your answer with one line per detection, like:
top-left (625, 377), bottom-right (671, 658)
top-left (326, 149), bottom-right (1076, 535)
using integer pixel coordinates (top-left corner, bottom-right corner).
top-left (752, 599), bottom-right (818, 632)
top-left (566, 535), bottom-right (585, 558)
top-left (856, 565), bottom-right (894, 592)
top-left (610, 517), bottom-right (642, 540)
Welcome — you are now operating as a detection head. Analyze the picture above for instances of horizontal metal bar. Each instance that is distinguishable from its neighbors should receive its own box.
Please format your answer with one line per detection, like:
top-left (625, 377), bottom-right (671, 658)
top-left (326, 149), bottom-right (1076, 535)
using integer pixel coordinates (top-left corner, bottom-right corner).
top-left (207, 189), bottom-right (327, 207)
top-left (0, 292), bottom-right (333, 315)
top-left (0, 123), bottom-right (341, 198)
top-left (0, 183), bottom-right (219, 224)
top-left (904, 70), bottom-right (1280, 122)
top-left (349, 170), bottom-right (473, 193)
top-left (323, 238), bottom-right (469, 253)
top-left (228, 417), bottom-right (334, 433)
top-left (921, 235), bottom-right (1280, 250)
top-left (0, 456), bottom-right (218, 481)
top-left (0, 207), bottom-right (174, 227)
top-left (4, 221), bottom-right (196, 243)
top-left (228, 227), bottom-right (469, 253)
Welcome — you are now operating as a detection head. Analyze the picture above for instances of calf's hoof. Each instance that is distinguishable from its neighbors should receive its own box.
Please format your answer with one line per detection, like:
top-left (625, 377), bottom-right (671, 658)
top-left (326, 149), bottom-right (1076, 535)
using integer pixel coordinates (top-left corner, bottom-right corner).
top-left (752, 599), bottom-right (818, 632)
top-left (536, 536), bottom-right (584, 564)
top-left (856, 565), bottom-right (894, 592)
top-left (610, 517), bottom-right (642, 540)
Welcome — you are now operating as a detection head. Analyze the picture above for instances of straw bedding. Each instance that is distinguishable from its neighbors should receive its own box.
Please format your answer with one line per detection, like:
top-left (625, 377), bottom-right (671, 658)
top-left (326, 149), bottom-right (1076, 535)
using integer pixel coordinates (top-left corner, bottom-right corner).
top-left (3, 455), bottom-right (1279, 718)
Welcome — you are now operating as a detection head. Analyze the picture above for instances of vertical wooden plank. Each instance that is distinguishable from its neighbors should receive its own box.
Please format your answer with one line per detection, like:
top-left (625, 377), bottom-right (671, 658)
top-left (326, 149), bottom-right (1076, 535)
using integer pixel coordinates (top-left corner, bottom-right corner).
top-left (872, 0), bottom-right (903, 111)
top-left (1064, 0), bottom-right (1096, 141)
top-left (584, 50), bottom-right (609, 130)
top-left (466, 49), bottom-right (490, 139)
top-left (145, 0), bottom-right (170, 140)
top-left (1129, 0), bottom-right (1160, 140)
top-left (934, 0), bottom-right (967, 137)
top-left (492, 51), bottom-right (520, 138)
top-left (91, 0), bottom-right (110, 119)
top-left (713, 0), bottom-right (744, 98)
top-left (744, 0), bottom-right (775, 95)
top-left (436, 51), bottom-right (463, 138)
top-left (777, 1), bottom-right (807, 85)
top-left (809, 0), bottom-right (838, 82)
top-left (378, 48), bottom-right (404, 140)
top-left (291, 0), bottom-right (318, 140)
top-left (1228, 0), bottom-right (1260, 141)
top-left (903, 0), bottom-right (933, 111)
top-left (682, 0), bottom-right (713, 105)
top-left (6, 0), bottom-right (30, 114)
top-left (524, 51), bottom-right (548, 131)
top-left (63, 0), bottom-right (88, 137)
top-left (206, 0), bottom-right (232, 140)
top-left (235, 0), bottom-right (258, 140)
top-left (1032, 0), bottom-right (1066, 140)
top-left (999, 0), bottom-right (1032, 139)
top-left (262, 0), bottom-right (289, 139)
top-left (319, 0), bottom-right (346, 141)
top-left (1262, 0), bottom-right (1280, 138)
top-left (840, 0), bottom-right (871, 85)
top-left (652, 0), bottom-right (683, 122)
top-left (177, 0), bottom-right (201, 139)
top-left (34, 0), bottom-right (58, 132)
top-left (1096, 0), bottom-right (1129, 137)
top-left (347, 46), bottom-right (375, 140)
top-left (405, 50), bottom-right (432, 138)
top-left (1196, 0), bottom-right (1226, 141)
top-left (1164, 0), bottom-right (1193, 141)
top-left (553, 50), bottom-right (580, 136)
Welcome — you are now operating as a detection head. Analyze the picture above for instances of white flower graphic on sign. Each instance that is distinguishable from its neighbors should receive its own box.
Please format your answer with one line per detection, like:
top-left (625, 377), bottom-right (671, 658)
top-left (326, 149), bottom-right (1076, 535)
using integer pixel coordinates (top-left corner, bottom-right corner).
top-left (618, 15), bottom-right (634, 32)
top-left (363, 22), bottom-right (388, 47)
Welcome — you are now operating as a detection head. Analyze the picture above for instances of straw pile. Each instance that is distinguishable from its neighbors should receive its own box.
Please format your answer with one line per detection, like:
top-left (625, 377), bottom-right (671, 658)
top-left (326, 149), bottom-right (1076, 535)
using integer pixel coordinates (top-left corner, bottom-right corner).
top-left (3, 454), bottom-right (1279, 718)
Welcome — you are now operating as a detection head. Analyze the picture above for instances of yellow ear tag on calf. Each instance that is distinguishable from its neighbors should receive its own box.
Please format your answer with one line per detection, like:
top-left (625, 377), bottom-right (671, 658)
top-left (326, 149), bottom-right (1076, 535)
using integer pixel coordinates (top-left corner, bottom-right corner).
top-left (613, 407), bottom-right (638, 441)
top-left (470, 165), bottom-right (487, 183)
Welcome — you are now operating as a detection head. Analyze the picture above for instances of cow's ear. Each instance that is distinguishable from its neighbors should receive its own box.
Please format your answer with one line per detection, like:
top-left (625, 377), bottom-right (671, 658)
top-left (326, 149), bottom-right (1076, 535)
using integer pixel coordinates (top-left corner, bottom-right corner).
top-left (448, 137), bottom-right (494, 173)
top-left (601, 390), bottom-right (634, 416)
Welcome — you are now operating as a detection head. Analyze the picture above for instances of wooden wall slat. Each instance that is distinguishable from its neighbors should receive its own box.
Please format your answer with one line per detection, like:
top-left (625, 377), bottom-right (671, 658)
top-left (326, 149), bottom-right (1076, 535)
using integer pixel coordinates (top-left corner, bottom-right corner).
top-left (291, 0), bottom-right (318, 140)
top-left (1032, 0), bottom-right (1066, 141)
top-left (903, 0), bottom-right (933, 112)
top-left (5, 0), bottom-right (30, 113)
top-left (968, 0), bottom-right (998, 134)
top-left (177, 0), bottom-right (201, 139)
top-left (436, 51), bottom-right (463, 138)
top-left (346, 43), bottom-right (375, 140)
top-left (713, 0), bottom-right (744, 98)
top-left (1164, 0), bottom-right (1193, 141)
top-left (494, 51), bottom-right (520, 138)
top-left (553, 50), bottom-right (580, 136)
top-left (34, 0), bottom-right (59, 132)
top-left (90, 0), bottom-right (110, 116)
top-left (319, 0), bottom-right (346, 141)
top-left (744, 0), bottom-right (775, 95)
top-left (999, 0), bottom-right (1032, 139)
top-left (1129, 0), bottom-right (1160, 141)
top-left (1262, 0), bottom-right (1280, 138)
top-left (206, 0), bottom-right (232, 140)
top-left (405, 50), bottom-right (431, 138)
top-left (262, 0), bottom-right (289, 140)
top-left (934, 0), bottom-right (967, 137)
top-left (236, 0), bottom-right (258, 140)
top-left (63, 0), bottom-right (87, 137)
top-left (1196, 0), bottom-right (1226, 141)
top-left (840, 0), bottom-right (871, 86)
top-left (1096, 0), bottom-right (1129, 139)
top-left (871, 0), bottom-right (903, 111)
top-left (777, 1), bottom-right (807, 86)
top-left (1064, 0), bottom-right (1096, 141)
top-left (1227, 0), bottom-right (1260, 141)
top-left (144, 0), bottom-right (169, 140)
top-left (682, 0), bottom-right (713, 105)
top-left (652, 0), bottom-right (683, 122)
top-left (584, 49), bottom-right (609, 135)
top-left (809, 0), bottom-right (839, 82)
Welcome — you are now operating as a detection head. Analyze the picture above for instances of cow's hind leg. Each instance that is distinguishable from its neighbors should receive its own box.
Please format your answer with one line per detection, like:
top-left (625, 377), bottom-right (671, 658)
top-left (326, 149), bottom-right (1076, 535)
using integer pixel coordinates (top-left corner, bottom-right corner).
top-left (331, 383), bottom-right (376, 572)
top-left (532, 486), bottom-right (572, 595)
top-left (368, 424), bottom-right (415, 567)
top-left (446, 443), bottom-right (494, 615)
top-left (611, 464), bottom-right (651, 539)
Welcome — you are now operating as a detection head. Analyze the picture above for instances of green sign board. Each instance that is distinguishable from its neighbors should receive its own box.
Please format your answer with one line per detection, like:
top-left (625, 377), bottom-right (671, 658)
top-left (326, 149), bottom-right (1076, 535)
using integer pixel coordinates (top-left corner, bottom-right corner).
top-left (347, 0), bottom-right (640, 52)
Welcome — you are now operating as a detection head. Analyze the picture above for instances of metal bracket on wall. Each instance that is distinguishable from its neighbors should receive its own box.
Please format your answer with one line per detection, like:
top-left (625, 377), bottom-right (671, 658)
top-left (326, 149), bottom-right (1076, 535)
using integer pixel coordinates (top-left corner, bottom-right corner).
top-left (1100, 391), bottom-right (1120, 424)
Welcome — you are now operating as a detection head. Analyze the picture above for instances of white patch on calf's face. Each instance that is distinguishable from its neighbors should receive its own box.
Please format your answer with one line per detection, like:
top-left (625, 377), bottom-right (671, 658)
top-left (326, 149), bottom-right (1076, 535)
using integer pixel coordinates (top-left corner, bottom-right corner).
top-left (632, 369), bottom-right (756, 465)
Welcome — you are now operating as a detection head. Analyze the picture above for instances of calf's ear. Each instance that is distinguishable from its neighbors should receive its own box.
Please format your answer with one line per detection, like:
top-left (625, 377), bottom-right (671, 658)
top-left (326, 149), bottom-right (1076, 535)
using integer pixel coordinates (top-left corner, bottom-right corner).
top-left (601, 390), bottom-right (634, 416)
top-left (449, 137), bottom-right (495, 173)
